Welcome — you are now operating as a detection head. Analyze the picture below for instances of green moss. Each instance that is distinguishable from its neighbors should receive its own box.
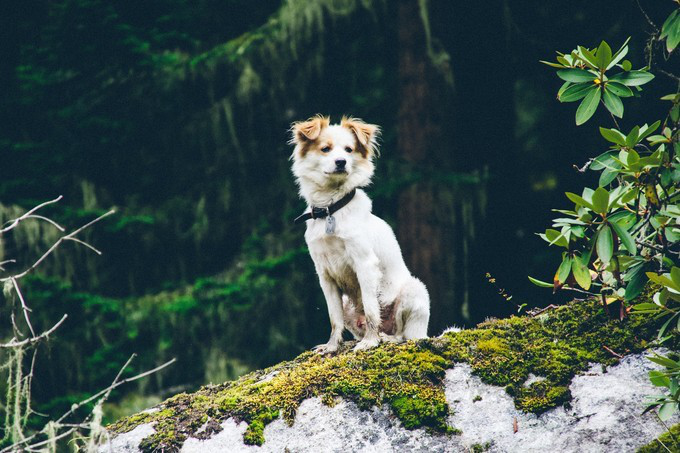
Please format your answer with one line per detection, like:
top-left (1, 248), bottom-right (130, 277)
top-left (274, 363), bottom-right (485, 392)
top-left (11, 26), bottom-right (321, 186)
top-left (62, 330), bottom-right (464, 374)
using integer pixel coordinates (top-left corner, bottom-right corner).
top-left (471, 442), bottom-right (492, 452)
top-left (638, 423), bottom-right (680, 452)
top-left (108, 299), bottom-right (662, 451)
top-left (242, 409), bottom-right (279, 446)
top-left (443, 299), bottom-right (656, 413)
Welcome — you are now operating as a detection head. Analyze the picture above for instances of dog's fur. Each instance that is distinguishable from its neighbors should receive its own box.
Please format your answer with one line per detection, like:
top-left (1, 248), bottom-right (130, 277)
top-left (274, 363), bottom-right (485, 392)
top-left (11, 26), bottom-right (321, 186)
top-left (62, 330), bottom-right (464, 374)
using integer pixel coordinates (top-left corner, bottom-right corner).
top-left (290, 115), bottom-right (430, 353)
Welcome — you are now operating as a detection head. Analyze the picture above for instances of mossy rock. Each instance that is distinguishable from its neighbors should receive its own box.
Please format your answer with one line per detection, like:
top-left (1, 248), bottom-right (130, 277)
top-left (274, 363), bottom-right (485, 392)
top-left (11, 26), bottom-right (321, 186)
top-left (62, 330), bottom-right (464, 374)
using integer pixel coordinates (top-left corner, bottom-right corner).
top-left (638, 423), bottom-right (680, 452)
top-left (108, 299), bottom-right (661, 451)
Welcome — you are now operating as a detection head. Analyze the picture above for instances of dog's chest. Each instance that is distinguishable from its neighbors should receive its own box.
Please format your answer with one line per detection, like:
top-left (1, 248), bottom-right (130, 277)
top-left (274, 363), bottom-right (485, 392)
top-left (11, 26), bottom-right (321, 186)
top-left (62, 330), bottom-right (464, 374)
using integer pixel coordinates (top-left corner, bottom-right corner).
top-left (307, 233), bottom-right (360, 292)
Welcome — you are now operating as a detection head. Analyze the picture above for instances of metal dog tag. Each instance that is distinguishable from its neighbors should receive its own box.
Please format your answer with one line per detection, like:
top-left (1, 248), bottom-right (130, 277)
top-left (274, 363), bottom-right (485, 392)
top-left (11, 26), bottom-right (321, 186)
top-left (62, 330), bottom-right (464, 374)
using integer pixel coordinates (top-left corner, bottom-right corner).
top-left (325, 215), bottom-right (336, 234)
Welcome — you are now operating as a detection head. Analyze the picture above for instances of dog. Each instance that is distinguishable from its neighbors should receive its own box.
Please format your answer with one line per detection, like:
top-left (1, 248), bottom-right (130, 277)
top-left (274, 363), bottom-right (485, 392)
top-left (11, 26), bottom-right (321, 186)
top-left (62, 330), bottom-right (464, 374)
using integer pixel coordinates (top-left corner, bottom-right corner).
top-left (290, 115), bottom-right (430, 353)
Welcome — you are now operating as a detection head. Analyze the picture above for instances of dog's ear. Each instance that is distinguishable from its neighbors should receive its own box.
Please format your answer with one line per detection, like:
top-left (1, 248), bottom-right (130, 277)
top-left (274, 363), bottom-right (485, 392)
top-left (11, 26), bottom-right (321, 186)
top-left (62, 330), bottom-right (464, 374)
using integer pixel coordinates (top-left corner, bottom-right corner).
top-left (341, 116), bottom-right (380, 157)
top-left (291, 115), bottom-right (329, 144)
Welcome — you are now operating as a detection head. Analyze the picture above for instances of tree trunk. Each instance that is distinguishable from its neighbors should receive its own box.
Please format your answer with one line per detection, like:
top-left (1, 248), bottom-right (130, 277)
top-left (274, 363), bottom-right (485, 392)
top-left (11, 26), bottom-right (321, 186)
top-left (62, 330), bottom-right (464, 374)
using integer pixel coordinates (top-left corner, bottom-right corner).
top-left (396, 0), bottom-right (496, 332)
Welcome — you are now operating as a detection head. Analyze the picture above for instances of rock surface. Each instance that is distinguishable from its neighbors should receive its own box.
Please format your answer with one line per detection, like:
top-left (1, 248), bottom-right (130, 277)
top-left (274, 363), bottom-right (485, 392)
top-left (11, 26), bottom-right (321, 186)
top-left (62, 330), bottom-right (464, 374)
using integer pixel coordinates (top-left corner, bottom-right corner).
top-left (106, 352), bottom-right (674, 452)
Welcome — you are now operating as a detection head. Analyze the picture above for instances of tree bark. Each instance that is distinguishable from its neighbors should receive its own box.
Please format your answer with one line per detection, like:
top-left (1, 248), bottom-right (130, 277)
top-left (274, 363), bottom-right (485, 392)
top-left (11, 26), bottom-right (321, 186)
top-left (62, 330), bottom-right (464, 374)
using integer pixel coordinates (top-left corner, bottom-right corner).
top-left (396, 0), bottom-right (495, 331)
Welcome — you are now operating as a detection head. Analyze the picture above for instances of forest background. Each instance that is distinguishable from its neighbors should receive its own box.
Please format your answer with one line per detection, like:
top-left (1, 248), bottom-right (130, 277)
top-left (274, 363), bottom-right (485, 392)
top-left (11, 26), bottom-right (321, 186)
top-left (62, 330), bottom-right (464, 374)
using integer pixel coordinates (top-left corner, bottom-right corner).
top-left (0, 0), bottom-right (677, 424)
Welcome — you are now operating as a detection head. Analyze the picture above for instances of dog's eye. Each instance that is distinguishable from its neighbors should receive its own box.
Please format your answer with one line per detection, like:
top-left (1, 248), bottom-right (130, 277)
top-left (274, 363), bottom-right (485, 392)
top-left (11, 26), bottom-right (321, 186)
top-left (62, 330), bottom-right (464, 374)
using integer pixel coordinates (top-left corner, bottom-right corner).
top-left (321, 146), bottom-right (331, 153)
top-left (345, 147), bottom-right (353, 153)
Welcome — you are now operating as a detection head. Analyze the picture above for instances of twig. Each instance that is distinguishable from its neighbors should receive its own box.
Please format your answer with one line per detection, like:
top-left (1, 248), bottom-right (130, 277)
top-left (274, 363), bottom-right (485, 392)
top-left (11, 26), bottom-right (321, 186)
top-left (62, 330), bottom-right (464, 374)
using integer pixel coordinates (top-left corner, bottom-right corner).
top-left (0, 259), bottom-right (16, 271)
top-left (562, 286), bottom-right (599, 297)
top-left (11, 278), bottom-right (36, 338)
top-left (658, 69), bottom-right (680, 83)
top-left (0, 315), bottom-right (68, 349)
top-left (0, 196), bottom-right (63, 234)
top-left (2, 357), bottom-right (176, 452)
top-left (0, 209), bottom-right (115, 282)
top-left (602, 345), bottom-right (623, 359)
top-left (635, 0), bottom-right (659, 32)
top-left (53, 357), bottom-right (177, 427)
top-left (636, 239), bottom-right (665, 253)
top-left (573, 158), bottom-right (594, 173)
top-left (65, 237), bottom-right (102, 255)
top-left (24, 215), bottom-right (65, 232)
top-left (529, 304), bottom-right (560, 317)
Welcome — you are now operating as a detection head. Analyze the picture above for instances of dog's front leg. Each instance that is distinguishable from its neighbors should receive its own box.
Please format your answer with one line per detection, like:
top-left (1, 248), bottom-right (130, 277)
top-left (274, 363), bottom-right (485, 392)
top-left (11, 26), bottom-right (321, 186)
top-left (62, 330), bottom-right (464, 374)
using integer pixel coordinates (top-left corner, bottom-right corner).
top-left (313, 273), bottom-right (344, 354)
top-left (350, 249), bottom-right (382, 351)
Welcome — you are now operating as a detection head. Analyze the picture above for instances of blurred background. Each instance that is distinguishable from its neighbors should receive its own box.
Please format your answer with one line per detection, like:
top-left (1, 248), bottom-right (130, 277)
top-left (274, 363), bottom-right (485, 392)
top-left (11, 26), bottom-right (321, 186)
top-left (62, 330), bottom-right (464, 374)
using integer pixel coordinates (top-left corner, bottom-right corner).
top-left (0, 0), bottom-right (677, 423)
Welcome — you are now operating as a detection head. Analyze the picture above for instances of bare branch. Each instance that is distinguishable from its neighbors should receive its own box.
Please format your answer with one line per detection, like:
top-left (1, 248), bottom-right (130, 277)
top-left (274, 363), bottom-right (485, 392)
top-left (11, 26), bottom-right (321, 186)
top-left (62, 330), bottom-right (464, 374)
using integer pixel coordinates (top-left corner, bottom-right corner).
top-left (24, 215), bottom-right (65, 232)
top-left (3, 357), bottom-right (177, 452)
top-left (1, 209), bottom-right (115, 282)
top-left (64, 237), bottom-right (102, 255)
top-left (0, 196), bottom-right (63, 234)
top-left (0, 315), bottom-right (68, 349)
top-left (52, 356), bottom-right (175, 427)
top-left (11, 278), bottom-right (36, 338)
top-left (562, 286), bottom-right (600, 297)
top-left (635, 0), bottom-right (659, 32)
top-left (0, 259), bottom-right (17, 271)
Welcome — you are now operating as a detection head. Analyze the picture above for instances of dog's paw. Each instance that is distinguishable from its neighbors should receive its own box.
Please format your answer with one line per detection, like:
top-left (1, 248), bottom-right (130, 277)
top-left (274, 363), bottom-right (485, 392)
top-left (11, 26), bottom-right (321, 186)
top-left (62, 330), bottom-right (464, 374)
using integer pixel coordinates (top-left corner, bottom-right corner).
top-left (379, 333), bottom-right (405, 343)
top-left (313, 342), bottom-right (340, 355)
top-left (353, 337), bottom-right (380, 351)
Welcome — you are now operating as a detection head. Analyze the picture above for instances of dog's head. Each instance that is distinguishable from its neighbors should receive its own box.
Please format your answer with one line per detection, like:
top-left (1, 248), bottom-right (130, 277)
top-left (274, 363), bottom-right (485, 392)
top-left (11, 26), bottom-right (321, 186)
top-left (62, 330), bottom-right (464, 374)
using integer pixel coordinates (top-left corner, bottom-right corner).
top-left (290, 115), bottom-right (380, 200)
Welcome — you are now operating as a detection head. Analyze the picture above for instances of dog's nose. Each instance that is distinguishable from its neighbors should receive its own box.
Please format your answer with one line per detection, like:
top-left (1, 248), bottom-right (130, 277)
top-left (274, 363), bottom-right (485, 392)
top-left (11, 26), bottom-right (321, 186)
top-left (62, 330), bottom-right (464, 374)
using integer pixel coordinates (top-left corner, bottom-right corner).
top-left (335, 159), bottom-right (346, 169)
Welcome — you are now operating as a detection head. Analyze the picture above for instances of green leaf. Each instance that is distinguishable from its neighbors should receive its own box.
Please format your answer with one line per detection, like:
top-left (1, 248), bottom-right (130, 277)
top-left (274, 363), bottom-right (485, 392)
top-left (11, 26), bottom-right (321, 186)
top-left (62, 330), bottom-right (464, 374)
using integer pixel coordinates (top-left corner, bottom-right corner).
top-left (624, 265), bottom-right (647, 301)
top-left (559, 83), bottom-right (593, 102)
top-left (621, 60), bottom-right (632, 71)
top-left (660, 10), bottom-right (679, 37)
top-left (609, 70), bottom-right (655, 87)
top-left (596, 224), bottom-right (614, 264)
top-left (647, 272), bottom-right (680, 292)
top-left (625, 126), bottom-right (640, 147)
top-left (606, 42), bottom-right (628, 70)
top-left (658, 402), bottom-right (677, 421)
top-left (557, 256), bottom-right (572, 283)
top-left (661, 9), bottom-right (680, 52)
top-left (591, 187), bottom-right (610, 213)
top-left (671, 267), bottom-right (680, 287)
top-left (599, 169), bottom-right (619, 187)
top-left (540, 60), bottom-right (566, 68)
top-left (557, 68), bottom-right (597, 83)
top-left (599, 128), bottom-right (626, 145)
top-left (638, 120), bottom-right (661, 141)
top-left (619, 187), bottom-right (637, 204)
top-left (577, 46), bottom-right (598, 68)
top-left (575, 87), bottom-right (601, 125)
top-left (649, 370), bottom-right (671, 387)
top-left (610, 220), bottom-right (636, 254)
top-left (557, 81), bottom-right (572, 98)
top-left (595, 41), bottom-right (612, 70)
top-left (605, 81), bottom-right (633, 97)
top-left (591, 151), bottom-right (621, 173)
top-left (659, 314), bottom-right (678, 340)
top-left (528, 276), bottom-right (553, 288)
top-left (602, 89), bottom-right (624, 118)
top-left (632, 303), bottom-right (661, 311)
top-left (565, 192), bottom-right (593, 209)
top-left (543, 229), bottom-right (569, 248)
top-left (571, 258), bottom-right (591, 290)
top-left (648, 354), bottom-right (680, 368)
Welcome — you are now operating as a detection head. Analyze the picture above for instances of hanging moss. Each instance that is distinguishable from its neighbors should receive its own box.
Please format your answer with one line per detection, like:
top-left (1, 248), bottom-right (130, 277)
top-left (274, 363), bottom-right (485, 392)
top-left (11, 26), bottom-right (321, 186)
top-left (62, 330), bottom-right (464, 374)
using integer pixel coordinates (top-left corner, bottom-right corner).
top-left (108, 298), bottom-right (663, 451)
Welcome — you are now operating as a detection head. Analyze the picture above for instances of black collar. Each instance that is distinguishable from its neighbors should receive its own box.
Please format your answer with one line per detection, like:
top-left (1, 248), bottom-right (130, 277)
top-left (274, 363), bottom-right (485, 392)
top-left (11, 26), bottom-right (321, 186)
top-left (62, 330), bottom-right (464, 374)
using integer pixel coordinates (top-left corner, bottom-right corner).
top-left (294, 189), bottom-right (357, 224)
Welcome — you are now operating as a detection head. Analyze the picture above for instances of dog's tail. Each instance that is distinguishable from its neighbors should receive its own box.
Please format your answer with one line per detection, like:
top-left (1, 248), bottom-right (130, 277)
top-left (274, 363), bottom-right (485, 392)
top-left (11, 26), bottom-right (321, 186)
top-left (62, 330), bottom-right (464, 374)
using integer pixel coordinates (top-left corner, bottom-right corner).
top-left (398, 277), bottom-right (430, 340)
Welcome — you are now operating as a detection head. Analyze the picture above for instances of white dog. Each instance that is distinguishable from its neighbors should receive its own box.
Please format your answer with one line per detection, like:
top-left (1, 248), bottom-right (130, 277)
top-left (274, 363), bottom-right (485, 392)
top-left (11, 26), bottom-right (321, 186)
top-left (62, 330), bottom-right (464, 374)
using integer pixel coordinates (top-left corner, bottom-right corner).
top-left (290, 115), bottom-right (430, 353)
